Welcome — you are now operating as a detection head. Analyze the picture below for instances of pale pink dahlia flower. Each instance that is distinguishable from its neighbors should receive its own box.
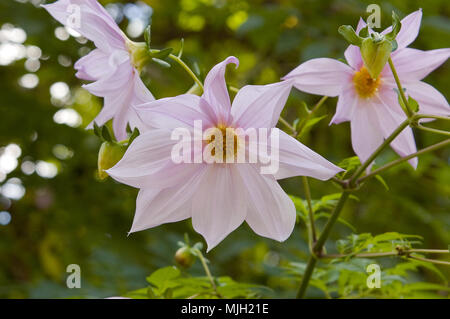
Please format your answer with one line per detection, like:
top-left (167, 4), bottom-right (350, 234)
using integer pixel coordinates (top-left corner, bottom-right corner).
top-left (43, 0), bottom-right (154, 140)
top-left (283, 9), bottom-right (450, 168)
top-left (107, 57), bottom-right (343, 251)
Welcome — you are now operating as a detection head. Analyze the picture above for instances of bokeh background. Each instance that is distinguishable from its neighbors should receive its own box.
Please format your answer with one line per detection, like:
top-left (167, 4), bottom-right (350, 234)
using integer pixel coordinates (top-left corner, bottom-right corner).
top-left (0, 0), bottom-right (449, 298)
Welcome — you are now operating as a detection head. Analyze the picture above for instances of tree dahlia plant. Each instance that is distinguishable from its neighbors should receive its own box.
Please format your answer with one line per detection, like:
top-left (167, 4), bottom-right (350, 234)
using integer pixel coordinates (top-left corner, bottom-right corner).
top-left (42, 0), bottom-right (450, 299)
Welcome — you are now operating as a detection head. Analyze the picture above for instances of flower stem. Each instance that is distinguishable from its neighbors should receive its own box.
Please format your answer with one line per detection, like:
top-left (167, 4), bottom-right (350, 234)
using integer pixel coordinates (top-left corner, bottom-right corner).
top-left (408, 255), bottom-right (450, 266)
top-left (360, 139), bottom-right (450, 183)
top-left (295, 96), bottom-right (328, 138)
top-left (416, 125), bottom-right (450, 137)
top-left (322, 248), bottom-right (450, 259)
top-left (193, 249), bottom-right (217, 292)
top-left (279, 116), bottom-right (297, 134)
top-left (388, 57), bottom-right (413, 118)
top-left (302, 176), bottom-right (317, 246)
top-left (168, 54), bottom-right (204, 92)
top-left (296, 191), bottom-right (350, 298)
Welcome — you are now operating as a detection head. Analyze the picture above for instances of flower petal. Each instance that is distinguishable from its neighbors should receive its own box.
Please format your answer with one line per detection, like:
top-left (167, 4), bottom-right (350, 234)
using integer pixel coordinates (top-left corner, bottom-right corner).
top-left (130, 168), bottom-right (206, 233)
top-left (382, 9), bottom-right (422, 50)
top-left (191, 165), bottom-right (247, 251)
top-left (202, 56), bottom-right (239, 124)
top-left (74, 48), bottom-right (110, 81)
top-left (350, 100), bottom-right (384, 165)
top-left (283, 58), bottom-right (353, 97)
top-left (134, 94), bottom-right (213, 131)
top-left (42, 0), bottom-right (125, 51)
top-left (404, 81), bottom-right (450, 118)
top-left (389, 48), bottom-right (450, 82)
top-left (330, 84), bottom-right (358, 125)
top-left (270, 130), bottom-right (343, 180)
top-left (236, 165), bottom-right (296, 242)
top-left (107, 129), bottom-right (203, 188)
top-left (373, 93), bottom-right (418, 168)
top-left (231, 81), bottom-right (293, 129)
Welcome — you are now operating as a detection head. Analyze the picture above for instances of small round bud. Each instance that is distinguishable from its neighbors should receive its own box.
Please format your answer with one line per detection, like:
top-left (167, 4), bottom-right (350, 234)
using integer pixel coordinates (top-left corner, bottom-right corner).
top-left (174, 247), bottom-right (196, 268)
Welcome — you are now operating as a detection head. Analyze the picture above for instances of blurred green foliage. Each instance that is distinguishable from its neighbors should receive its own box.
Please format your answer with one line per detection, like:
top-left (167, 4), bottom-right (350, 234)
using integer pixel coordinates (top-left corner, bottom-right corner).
top-left (0, 0), bottom-right (449, 298)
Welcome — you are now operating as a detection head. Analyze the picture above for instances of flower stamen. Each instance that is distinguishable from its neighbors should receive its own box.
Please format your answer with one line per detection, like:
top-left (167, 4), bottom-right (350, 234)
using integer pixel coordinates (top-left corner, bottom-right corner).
top-left (353, 67), bottom-right (381, 98)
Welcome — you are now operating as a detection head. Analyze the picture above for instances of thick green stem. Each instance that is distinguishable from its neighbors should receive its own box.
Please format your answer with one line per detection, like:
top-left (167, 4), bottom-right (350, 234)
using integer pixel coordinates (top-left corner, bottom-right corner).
top-left (296, 255), bottom-right (317, 299)
top-left (168, 54), bottom-right (204, 92)
top-left (388, 57), bottom-right (413, 117)
top-left (296, 192), bottom-right (350, 298)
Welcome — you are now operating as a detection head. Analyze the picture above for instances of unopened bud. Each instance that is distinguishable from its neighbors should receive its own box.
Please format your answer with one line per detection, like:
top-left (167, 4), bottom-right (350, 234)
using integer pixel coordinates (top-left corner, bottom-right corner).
top-left (174, 247), bottom-right (196, 268)
top-left (97, 141), bottom-right (126, 179)
top-left (360, 36), bottom-right (393, 79)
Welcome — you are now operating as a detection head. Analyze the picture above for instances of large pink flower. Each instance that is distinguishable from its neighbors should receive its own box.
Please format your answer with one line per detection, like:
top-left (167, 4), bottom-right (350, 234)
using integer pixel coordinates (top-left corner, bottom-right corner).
top-left (107, 57), bottom-right (342, 251)
top-left (42, 0), bottom-right (154, 140)
top-left (283, 9), bottom-right (450, 168)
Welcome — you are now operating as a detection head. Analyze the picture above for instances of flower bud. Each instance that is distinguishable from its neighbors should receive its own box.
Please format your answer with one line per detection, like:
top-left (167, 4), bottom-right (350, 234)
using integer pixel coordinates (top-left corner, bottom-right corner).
top-left (360, 35), bottom-right (393, 79)
top-left (97, 141), bottom-right (126, 179)
top-left (174, 247), bottom-right (196, 269)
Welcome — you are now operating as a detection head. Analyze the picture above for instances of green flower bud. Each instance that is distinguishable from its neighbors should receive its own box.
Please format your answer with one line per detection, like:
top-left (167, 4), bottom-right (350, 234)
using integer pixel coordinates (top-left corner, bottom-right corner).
top-left (360, 35), bottom-right (393, 79)
top-left (97, 141), bottom-right (126, 180)
top-left (174, 247), bottom-right (196, 269)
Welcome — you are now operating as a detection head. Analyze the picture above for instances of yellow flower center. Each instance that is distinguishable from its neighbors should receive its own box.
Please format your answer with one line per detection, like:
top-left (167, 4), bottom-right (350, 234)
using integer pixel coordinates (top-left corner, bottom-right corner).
top-left (353, 67), bottom-right (381, 98)
top-left (205, 125), bottom-right (239, 162)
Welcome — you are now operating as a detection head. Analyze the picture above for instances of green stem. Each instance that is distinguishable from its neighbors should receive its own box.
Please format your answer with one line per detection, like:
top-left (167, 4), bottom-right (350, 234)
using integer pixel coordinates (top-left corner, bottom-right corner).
top-left (416, 125), bottom-right (450, 137)
top-left (388, 57), bottom-right (413, 118)
top-left (408, 255), bottom-right (450, 266)
top-left (296, 192), bottom-right (350, 298)
top-left (322, 248), bottom-right (450, 259)
top-left (302, 176), bottom-right (317, 246)
top-left (415, 114), bottom-right (450, 121)
top-left (167, 54), bottom-right (204, 92)
top-left (279, 116), bottom-right (297, 134)
top-left (410, 249), bottom-right (450, 254)
top-left (296, 256), bottom-right (317, 299)
top-left (295, 96), bottom-right (328, 138)
top-left (360, 139), bottom-right (450, 183)
top-left (193, 249), bottom-right (217, 291)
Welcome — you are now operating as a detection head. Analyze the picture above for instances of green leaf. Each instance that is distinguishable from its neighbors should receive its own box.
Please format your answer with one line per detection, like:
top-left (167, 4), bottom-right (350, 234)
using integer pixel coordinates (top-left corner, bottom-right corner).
top-left (128, 127), bottom-right (140, 145)
top-left (152, 47), bottom-right (173, 60)
top-left (101, 125), bottom-right (113, 142)
top-left (146, 266), bottom-right (181, 291)
top-left (375, 175), bottom-right (389, 191)
top-left (408, 96), bottom-right (419, 112)
top-left (144, 25), bottom-right (151, 47)
top-left (338, 25), bottom-right (362, 46)
top-left (152, 58), bottom-right (171, 68)
top-left (93, 122), bottom-right (102, 138)
top-left (385, 11), bottom-right (402, 41)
